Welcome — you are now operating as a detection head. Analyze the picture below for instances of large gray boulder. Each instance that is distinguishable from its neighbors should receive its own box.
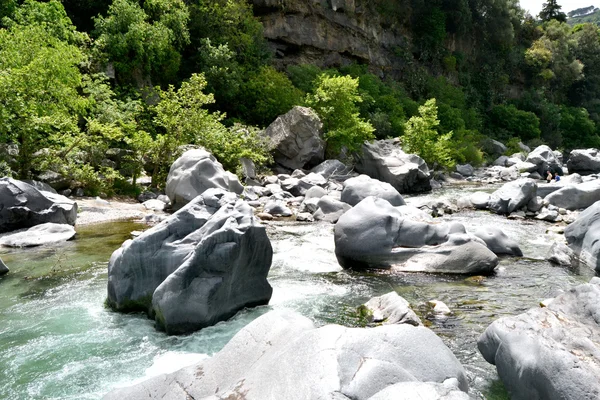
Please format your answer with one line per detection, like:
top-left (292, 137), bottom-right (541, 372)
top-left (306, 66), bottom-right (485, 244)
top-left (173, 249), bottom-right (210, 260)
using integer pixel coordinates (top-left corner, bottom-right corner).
top-left (106, 189), bottom-right (273, 334)
top-left (310, 159), bottom-right (352, 180)
top-left (0, 223), bottom-right (76, 247)
top-left (488, 178), bottom-right (537, 214)
top-left (567, 148), bottom-right (600, 175)
top-left (565, 201), bottom-right (600, 272)
top-left (0, 178), bottom-right (77, 233)
top-left (525, 145), bottom-right (563, 176)
top-left (165, 149), bottom-right (243, 209)
top-left (355, 139), bottom-right (431, 194)
top-left (478, 278), bottom-right (600, 400)
top-left (545, 180), bottom-right (600, 210)
top-left (480, 138), bottom-right (507, 156)
top-left (472, 226), bottom-right (523, 256)
top-left (103, 309), bottom-right (468, 400)
top-left (0, 258), bottom-right (8, 276)
top-left (341, 174), bottom-right (405, 206)
top-left (313, 195), bottom-right (351, 223)
top-left (334, 197), bottom-right (498, 274)
top-left (264, 106), bottom-right (325, 170)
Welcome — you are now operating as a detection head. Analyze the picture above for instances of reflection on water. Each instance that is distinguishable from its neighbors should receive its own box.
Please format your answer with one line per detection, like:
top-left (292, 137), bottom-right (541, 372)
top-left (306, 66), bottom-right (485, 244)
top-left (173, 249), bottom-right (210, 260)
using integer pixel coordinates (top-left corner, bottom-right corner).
top-left (0, 199), bottom-right (596, 399)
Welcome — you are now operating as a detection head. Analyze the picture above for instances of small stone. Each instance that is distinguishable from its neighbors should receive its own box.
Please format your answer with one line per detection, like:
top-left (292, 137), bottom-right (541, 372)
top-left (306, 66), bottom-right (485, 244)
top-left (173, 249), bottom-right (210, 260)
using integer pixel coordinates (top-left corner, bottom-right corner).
top-left (428, 300), bottom-right (452, 315)
top-left (257, 212), bottom-right (273, 221)
top-left (296, 212), bottom-right (314, 222)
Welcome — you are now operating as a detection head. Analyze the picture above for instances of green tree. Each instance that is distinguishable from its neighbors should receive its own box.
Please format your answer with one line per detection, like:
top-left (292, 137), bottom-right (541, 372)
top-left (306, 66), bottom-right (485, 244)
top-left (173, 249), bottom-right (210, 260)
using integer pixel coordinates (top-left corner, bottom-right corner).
top-left (402, 99), bottom-right (455, 170)
top-left (306, 75), bottom-right (375, 156)
top-left (488, 104), bottom-right (541, 142)
top-left (539, 0), bottom-right (567, 23)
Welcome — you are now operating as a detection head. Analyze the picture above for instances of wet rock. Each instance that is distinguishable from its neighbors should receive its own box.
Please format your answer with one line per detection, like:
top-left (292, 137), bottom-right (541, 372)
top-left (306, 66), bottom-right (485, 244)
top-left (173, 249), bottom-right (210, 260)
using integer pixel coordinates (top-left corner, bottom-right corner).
top-left (0, 258), bottom-right (8, 275)
top-left (0, 223), bottom-right (76, 247)
top-left (0, 178), bottom-right (77, 233)
top-left (166, 149), bottom-right (243, 209)
top-left (106, 189), bottom-right (273, 334)
top-left (546, 180), bottom-right (600, 211)
top-left (472, 226), bottom-right (523, 256)
top-left (488, 179), bottom-right (537, 214)
top-left (103, 309), bottom-right (468, 400)
top-left (547, 242), bottom-right (575, 266)
top-left (478, 278), bottom-right (600, 400)
top-left (428, 300), bottom-right (452, 315)
top-left (341, 174), bottom-right (405, 207)
top-left (565, 201), bottom-right (600, 272)
top-left (567, 148), bottom-right (600, 175)
top-left (363, 292), bottom-right (421, 326)
top-left (355, 139), bottom-right (431, 194)
top-left (263, 106), bottom-right (325, 170)
top-left (334, 197), bottom-right (498, 274)
top-left (313, 196), bottom-right (351, 223)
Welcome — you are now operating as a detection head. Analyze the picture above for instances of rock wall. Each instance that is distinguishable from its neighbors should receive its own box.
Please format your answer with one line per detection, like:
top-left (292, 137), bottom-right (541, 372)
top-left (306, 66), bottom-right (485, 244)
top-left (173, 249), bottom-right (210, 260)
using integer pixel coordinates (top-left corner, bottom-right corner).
top-left (251, 0), bottom-right (409, 71)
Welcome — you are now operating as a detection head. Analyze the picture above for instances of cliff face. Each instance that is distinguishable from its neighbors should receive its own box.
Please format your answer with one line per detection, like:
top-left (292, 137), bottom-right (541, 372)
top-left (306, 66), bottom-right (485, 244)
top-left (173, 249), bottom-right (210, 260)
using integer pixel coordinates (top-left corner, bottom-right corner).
top-left (252, 0), bottom-right (410, 72)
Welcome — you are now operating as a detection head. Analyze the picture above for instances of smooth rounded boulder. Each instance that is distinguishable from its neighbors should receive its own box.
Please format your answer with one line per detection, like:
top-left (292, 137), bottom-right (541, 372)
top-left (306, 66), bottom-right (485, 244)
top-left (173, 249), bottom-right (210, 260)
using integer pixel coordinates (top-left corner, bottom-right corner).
top-left (263, 106), bottom-right (325, 170)
top-left (472, 226), bottom-right (523, 256)
top-left (341, 174), bottom-right (405, 207)
top-left (567, 148), bottom-right (600, 175)
top-left (363, 292), bottom-right (421, 326)
top-left (0, 178), bottom-right (77, 233)
top-left (564, 200), bottom-right (600, 272)
top-left (545, 180), bottom-right (600, 210)
top-left (478, 278), bottom-right (600, 400)
top-left (525, 144), bottom-right (563, 176)
top-left (355, 139), bottom-right (431, 194)
top-left (103, 309), bottom-right (468, 400)
top-left (334, 197), bottom-right (498, 274)
top-left (165, 149), bottom-right (243, 209)
top-left (0, 223), bottom-right (76, 247)
top-left (106, 189), bottom-right (273, 334)
top-left (488, 178), bottom-right (537, 214)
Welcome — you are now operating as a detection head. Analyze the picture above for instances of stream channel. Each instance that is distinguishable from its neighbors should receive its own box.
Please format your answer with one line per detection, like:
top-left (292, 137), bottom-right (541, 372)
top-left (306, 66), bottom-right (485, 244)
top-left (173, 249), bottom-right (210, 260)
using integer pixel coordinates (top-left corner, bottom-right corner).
top-left (0, 185), bottom-right (596, 399)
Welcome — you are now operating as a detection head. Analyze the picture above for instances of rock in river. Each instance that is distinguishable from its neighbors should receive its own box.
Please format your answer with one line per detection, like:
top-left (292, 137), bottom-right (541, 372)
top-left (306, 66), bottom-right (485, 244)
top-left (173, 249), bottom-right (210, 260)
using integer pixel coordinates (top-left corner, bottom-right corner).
top-left (165, 149), bottom-right (243, 209)
top-left (472, 226), bottom-right (523, 256)
top-left (0, 178), bottom-right (77, 233)
top-left (0, 223), bottom-right (76, 247)
top-left (478, 278), bottom-right (600, 400)
top-left (106, 189), bottom-right (273, 334)
top-left (545, 180), bottom-right (600, 211)
top-left (488, 178), bottom-right (537, 214)
top-left (0, 258), bottom-right (8, 276)
top-left (103, 309), bottom-right (468, 400)
top-left (565, 200), bottom-right (600, 272)
top-left (334, 197), bottom-right (498, 274)
top-left (341, 174), bottom-right (405, 207)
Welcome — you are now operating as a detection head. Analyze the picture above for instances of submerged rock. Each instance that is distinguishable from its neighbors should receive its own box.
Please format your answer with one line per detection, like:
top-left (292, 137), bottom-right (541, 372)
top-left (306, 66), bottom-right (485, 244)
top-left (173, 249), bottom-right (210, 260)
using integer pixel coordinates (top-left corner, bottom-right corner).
top-left (0, 258), bottom-right (8, 276)
top-left (0, 223), bottom-right (76, 247)
top-left (334, 197), bottom-right (498, 274)
top-left (565, 201), bottom-right (600, 272)
top-left (106, 189), bottom-right (273, 334)
top-left (478, 278), bottom-right (600, 400)
top-left (165, 149), bottom-right (243, 209)
top-left (0, 178), bottom-right (77, 233)
top-left (103, 309), bottom-right (468, 400)
top-left (355, 139), bottom-right (431, 193)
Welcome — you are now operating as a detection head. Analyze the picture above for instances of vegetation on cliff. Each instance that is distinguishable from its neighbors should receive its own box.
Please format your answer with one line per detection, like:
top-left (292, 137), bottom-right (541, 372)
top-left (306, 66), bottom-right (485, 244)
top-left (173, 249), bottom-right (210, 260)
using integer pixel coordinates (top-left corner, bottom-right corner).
top-left (1, 0), bottom-right (600, 194)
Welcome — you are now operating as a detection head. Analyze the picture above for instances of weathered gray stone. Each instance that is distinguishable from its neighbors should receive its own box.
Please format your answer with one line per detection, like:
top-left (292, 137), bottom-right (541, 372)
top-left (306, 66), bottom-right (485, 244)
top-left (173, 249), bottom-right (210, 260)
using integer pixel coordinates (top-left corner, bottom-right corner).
top-left (36, 170), bottom-right (71, 191)
top-left (166, 149), bottom-right (243, 209)
top-left (547, 242), bottom-right (575, 266)
top-left (264, 106), bottom-right (325, 170)
top-left (334, 197), bottom-right (498, 274)
top-left (363, 292), bottom-right (421, 326)
top-left (310, 159), bottom-right (352, 180)
top-left (481, 138), bottom-right (507, 156)
top-left (478, 278), bottom-right (600, 400)
top-left (469, 192), bottom-right (491, 209)
top-left (263, 199), bottom-right (293, 217)
top-left (565, 201), bottom-right (600, 272)
top-left (567, 149), bottom-right (600, 175)
top-left (0, 178), bottom-right (77, 233)
top-left (313, 196), bottom-right (351, 223)
top-left (527, 196), bottom-right (543, 212)
top-left (355, 139), bottom-right (431, 193)
top-left (142, 199), bottom-right (165, 211)
top-left (137, 191), bottom-right (157, 203)
top-left (493, 156), bottom-right (509, 167)
top-left (546, 180), bottom-right (600, 210)
top-left (23, 180), bottom-right (57, 194)
top-left (456, 164), bottom-right (474, 177)
top-left (368, 379), bottom-right (469, 400)
top-left (0, 223), bottom-right (76, 247)
top-left (488, 179), bottom-right (537, 214)
top-left (240, 157), bottom-right (257, 179)
top-left (526, 145), bottom-right (563, 176)
top-left (104, 309), bottom-right (468, 400)
top-left (536, 207), bottom-right (561, 222)
top-left (472, 226), bottom-right (523, 256)
top-left (341, 174), bottom-right (405, 207)
top-left (106, 189), bottom-right (273, 334)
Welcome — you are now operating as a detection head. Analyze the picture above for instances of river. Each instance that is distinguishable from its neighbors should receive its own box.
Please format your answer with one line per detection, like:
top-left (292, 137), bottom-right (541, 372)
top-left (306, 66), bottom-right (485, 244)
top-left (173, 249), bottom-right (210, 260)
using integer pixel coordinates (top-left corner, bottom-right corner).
top-left (0, 187), bottom-right (595, 399)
